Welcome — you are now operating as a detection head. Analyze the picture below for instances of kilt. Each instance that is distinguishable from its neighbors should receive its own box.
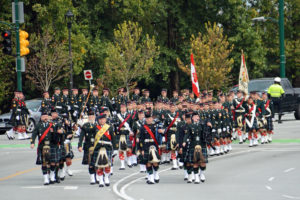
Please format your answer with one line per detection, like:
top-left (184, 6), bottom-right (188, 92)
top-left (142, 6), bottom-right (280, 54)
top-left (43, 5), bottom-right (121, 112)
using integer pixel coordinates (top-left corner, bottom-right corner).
top-left (50, 146), bottom-right (62, 163)
top-left (90, 144), bottom-right (113, 168)
top-left (116, 134), bottom-right (132, 149)
top-left (60, 146), bottom-right (66, 162)
top-left (245, 118), bottom-right (258, 132)
top-left (185, 144), bottom-right (208, 164)
top-left (141, 142), bottom-right (159, 164)
top-left (35, 147), bottom-right (50, 165)
top-left (82, 143), bottom-right (93, 165)
top-left (266, 117), bottom-right (273, 131)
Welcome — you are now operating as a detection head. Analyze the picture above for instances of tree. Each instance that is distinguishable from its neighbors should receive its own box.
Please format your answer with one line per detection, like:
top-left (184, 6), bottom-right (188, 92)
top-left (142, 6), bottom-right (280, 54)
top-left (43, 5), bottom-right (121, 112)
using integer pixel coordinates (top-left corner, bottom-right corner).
top-left (177, 22), bottom-right (234, 90)
top-left (26, 30), bottom-right (69, 92)
top-left (103, 21), bottom-right (159, 96)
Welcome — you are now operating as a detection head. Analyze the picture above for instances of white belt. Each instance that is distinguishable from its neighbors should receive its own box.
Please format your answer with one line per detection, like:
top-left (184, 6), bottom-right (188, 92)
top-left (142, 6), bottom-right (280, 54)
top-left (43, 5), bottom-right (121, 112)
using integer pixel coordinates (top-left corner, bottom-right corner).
top-left (145, 139), bottom-right (154, 143)
top-left (74, 105), bottom-right (79, 108)
top-left (235, 110), bottom-right (244, 113)
top-left (98, 140), bottom-right (112, 145)
top-left (17, 109), bottom-right (21, 111)
top-left (55, 106), bottom-right (62, 109)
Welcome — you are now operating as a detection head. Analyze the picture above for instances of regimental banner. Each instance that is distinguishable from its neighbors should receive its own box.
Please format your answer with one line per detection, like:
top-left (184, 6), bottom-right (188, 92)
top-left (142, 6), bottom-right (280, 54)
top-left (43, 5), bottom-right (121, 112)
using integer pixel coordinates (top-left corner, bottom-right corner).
top-left (239, 51), bottom-right (249, 94)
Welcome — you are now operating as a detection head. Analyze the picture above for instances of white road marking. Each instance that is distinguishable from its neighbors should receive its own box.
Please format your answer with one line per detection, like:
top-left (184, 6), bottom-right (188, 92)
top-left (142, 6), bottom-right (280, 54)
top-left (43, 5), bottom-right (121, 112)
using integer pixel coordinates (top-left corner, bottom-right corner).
top-left (265, 185), bottom-right (272, 190)
top-left (284, 168), bottom-right (295, 173)
top-left (113, 172), bottom-right (140, 200)
top-left (282, 194), bottom-right (300, 199)
top-left (64, 186), bottom-right (78, 190)
top-left (268, 177), bottom-right (275, 182)
top-left (114, 149), bottom-right (253, 200)
top-left (119, 167), bottom-right (172, 200)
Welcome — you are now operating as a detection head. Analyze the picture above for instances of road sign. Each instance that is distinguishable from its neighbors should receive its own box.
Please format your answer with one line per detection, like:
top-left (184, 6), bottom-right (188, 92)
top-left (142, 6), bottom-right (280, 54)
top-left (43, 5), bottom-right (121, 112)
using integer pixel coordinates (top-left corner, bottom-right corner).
top-left (84, 70), bottom-right (93, 80)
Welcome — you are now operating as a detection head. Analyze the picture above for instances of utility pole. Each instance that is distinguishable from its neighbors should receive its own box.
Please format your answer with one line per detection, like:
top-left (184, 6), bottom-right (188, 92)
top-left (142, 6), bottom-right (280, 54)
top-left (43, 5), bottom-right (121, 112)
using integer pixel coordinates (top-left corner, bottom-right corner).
top-left (279, 0), bottom-right (286, 78)
top-left (14, 0), bottom-right (22, 91)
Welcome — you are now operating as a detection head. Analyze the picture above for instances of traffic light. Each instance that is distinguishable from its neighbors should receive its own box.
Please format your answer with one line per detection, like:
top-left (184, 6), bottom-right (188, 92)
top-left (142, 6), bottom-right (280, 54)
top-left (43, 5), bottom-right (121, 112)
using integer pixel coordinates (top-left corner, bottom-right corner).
top-left (1, 30), bottom-right (12, 55)
top-left (19, 30), bottom-right (29, 56)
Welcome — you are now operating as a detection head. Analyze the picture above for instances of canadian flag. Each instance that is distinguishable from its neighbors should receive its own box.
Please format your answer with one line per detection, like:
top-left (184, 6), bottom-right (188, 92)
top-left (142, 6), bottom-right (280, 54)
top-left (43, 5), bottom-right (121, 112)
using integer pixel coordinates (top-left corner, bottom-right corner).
top-left (191, 53), bottom-right (200, 97)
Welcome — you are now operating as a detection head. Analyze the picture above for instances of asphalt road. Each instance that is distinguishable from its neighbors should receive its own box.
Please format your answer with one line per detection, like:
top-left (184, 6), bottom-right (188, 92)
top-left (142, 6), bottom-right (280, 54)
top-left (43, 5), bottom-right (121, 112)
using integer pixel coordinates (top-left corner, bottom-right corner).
top-left (0, 114), bottom-right (299, 200)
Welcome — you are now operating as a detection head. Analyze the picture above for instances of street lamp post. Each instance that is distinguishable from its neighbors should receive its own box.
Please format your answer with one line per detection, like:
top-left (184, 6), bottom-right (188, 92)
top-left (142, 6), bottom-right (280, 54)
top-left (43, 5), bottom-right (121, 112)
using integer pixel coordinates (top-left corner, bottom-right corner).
top-left (252, 0), bottom-right (286, 78)
top-left (65, 10), bottom-right (74, 89)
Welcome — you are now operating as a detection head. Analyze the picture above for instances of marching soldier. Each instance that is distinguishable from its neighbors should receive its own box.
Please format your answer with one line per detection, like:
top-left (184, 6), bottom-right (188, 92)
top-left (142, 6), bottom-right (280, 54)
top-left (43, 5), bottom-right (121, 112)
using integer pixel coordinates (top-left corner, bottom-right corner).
top-left (61, 88), bottom-right (71, 118)
top-left (114, 104), bottom-right (134, 169)
top-left (78, 88), bottom-right (88, 115)
top-left (99, 88), bottom-right (114, 112)
top-left (70, 88), bottom-right (80, 122)
top-left (139, 111), bottom-right (164, 184)
top-left (232, 90), bottom-right (246, 144)
top-left (140, 89), bottom-right (151, 104)
top-left (244, 97), bottom-right (258, 147)
top-left (131, 87), bottom-right (141, 102)
top-left (132, 110), bottom-right (146, 172)
top-left (113, 88), bottom-right (124, 112)
top-left (262, 92), bottom-right (274, 143)
top-left (170, 90), bottom-right (179, 104)
top-left (157, 88), bottom-right (169, 103)
top-left (30, 113), bottom-right (52, 185)
top-left (41, 91), bottom-right (52, 116)
top-left (183, 113), bottom-right (208, 184)
top-left (48, 109), bottom-right (64, 184)
top-left (163, 103), bottom-right (180, 169)
top-left (78, 111), bottom-right (97, 184)
top-left (93, 114), bottom-right (117, 187)
top-left (52, 87), bottom-right (63, 114)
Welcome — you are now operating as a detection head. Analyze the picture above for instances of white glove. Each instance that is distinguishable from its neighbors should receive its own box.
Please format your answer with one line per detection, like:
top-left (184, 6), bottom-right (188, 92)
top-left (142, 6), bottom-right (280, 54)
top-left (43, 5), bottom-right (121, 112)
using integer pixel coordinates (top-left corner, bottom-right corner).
top-left (212, 129), bottom-right (216, 133)
top-left (67, 106), bottom-right (71, 111)
top-left (16, 116), bottom-right (20, 120)
top-left (218, 128), bottom-right (222, 133)
top-left (162, 137), bottom-right (166, 143)
top-left (73, 111), bottom-right (78, 117)
top-left (223, 128), bottom-right (226, 132)
top-left (112, 111), bottom-right (117, 115)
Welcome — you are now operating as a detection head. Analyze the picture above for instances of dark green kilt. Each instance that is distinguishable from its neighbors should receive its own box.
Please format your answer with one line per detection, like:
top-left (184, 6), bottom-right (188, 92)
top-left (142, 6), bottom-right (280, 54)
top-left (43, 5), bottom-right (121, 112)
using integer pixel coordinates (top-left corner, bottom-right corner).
top-left (82, 143), bottom-right (92, 165)
top-left (50, 146), bottom-right (62, 163)
top-left (141, 142), bottom-right (159, 165)
top-left (90, 144), bottom-right (113, 167)
top-left (35, 147), bottom-right (50, 165)
top-left (185, 144), bottom-right (208, 164)
top-left (266, 117), bottom-right (273, 131)
top-left (116, 134), bottom-right (132, 149)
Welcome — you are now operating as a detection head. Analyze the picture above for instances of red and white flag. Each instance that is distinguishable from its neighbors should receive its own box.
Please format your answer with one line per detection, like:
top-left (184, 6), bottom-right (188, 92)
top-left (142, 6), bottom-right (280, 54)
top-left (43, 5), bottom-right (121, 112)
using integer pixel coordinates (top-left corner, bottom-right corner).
top-left (190, 53), bottom-right (200, 97)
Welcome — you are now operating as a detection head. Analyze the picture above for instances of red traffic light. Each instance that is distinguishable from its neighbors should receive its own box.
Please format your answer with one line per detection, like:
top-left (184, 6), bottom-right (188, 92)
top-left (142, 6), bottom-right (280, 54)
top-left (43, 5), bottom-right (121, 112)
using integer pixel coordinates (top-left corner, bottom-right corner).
top-left (2, 31), bottom-right (11, 38)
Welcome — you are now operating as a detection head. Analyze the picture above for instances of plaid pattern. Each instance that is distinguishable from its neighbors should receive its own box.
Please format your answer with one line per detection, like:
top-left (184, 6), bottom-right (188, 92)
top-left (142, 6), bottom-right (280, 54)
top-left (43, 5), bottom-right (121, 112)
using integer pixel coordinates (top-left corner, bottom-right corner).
top-left (90, 144), bottom-right (113, 167)
top-left (141, 146), bottom-right (160, 165)
top-left (185, 144), bottom-right (208, 164)
top-left (245, 118), bottom-right (258, 132)
top-left (116, 134), bottom-right (132, 149)
top-left (266, 117), bottom-right (273, 131)
top-left (82, 144), bottom-right (93, 165)
top-left (50, 146), bottom-right (62, 163)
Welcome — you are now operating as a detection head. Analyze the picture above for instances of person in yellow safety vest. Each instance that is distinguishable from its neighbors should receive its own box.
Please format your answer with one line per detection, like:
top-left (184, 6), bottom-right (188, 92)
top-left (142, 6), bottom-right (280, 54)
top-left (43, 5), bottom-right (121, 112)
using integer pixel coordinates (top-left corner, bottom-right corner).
top-left (267, 77), bottom-right (285, 123)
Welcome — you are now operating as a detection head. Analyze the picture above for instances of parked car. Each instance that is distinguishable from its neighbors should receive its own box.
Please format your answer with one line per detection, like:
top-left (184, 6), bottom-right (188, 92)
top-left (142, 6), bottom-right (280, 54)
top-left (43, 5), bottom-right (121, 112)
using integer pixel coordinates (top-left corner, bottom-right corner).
top-left (0, 99), bottom-right (42, 134)
top-left (230, 78), bottom-right (300, 120)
